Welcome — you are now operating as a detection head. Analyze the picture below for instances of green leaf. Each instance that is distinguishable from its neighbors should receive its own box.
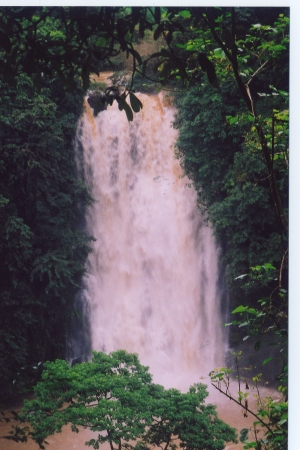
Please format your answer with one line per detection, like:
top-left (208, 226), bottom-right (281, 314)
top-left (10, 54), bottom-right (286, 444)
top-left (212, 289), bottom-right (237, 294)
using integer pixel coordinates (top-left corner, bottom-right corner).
top-left (129, 92), bottom-right (143, 113)
top-left (262, 357), bottom-right (273, 365)
top-left (232, 305), bottom-right (248, 314)
top-left (263, 263), bottom-right (276, 270)
top-left (177, 10), bottom-right (191, 19)
top-left (116, 97), bottom-right (134, 121)
top-left (229, 116), bottom-right (239, 125)
top-left (240, 428), bottom-right (249, 442)
top-left (96, 37), bottom-right (107, 47)
top-left (213, 47), bottom-right (226, 58)
top-left (123, 101), bottom-right (134, 122)
top-left (117, 97), bottom-right (126, 111)
top-left (272, 44), bottom-right (286, 52)
top-left (176, 43), bottom-right (188, 49)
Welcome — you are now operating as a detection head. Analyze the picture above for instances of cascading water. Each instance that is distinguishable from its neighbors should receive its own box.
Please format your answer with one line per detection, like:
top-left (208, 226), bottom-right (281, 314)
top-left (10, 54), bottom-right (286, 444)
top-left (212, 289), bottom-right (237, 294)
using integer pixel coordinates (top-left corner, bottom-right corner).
top-left (74, 92), bottom-right (227, 391)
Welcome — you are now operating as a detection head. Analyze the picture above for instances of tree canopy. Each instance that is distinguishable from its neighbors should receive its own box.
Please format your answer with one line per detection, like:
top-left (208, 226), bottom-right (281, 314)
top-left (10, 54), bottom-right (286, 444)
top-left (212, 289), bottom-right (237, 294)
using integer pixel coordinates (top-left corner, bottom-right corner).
top-left (0, 70), bottom-right (94, 399)
top-left (14, 350), bottom-right (236, 450)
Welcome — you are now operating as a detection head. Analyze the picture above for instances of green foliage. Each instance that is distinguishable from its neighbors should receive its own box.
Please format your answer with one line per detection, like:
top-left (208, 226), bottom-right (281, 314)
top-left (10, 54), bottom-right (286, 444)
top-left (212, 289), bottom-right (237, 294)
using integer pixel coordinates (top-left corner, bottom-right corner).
top-left (0, 73), bottom-right (93, 400)
top-left (210, 353), bottom-right (288, 449)
top-left (132, 71), bottom-right (157, 93)
top-left (173, 79), bottom-right (286, 293)
top-left (0, 7), bottom-right (140, 85)
top-left (170, 9), bottom-right (288, 449)
top-left (217, 260), bottom-right (287, 449)
top-left (228, 261), bottom-right (287, 378)
top-left (87, 83), bottom-right (144, 121)
top-left (0, 7), bottom-right (162, 121)
top-left (16, 351), bottom-right (237, 449)
top-left (172, 8), bottom-right (288, 316)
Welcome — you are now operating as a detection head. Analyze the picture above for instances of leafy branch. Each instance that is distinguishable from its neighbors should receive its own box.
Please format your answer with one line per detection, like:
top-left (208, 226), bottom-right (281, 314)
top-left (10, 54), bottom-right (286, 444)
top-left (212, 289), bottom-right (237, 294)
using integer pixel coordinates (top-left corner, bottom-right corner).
top-left (202, 10), bottom-right (288, 236)
top-left (210, 353), bottom-right (287, 449)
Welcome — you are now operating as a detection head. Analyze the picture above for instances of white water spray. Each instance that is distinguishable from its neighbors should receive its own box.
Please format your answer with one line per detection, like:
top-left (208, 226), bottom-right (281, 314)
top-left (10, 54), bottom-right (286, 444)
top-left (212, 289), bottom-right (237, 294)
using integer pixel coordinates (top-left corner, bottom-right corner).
top-left (76, 93), bottom-right (226, 391)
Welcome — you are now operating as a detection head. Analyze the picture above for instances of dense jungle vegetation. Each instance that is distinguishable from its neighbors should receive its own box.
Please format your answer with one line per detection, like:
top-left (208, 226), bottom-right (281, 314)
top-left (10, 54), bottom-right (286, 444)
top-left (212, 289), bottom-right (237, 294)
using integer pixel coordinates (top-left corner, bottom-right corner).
top-left (0, 70), bottom-right (93, 399)
top-left (0, 6), bottom-right (289, 449)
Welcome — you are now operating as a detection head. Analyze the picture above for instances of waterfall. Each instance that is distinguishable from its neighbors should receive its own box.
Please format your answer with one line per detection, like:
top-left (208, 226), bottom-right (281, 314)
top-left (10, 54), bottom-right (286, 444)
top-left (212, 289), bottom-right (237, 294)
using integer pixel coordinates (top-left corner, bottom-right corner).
top-left (74, 92), bottom-right (226, 391)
